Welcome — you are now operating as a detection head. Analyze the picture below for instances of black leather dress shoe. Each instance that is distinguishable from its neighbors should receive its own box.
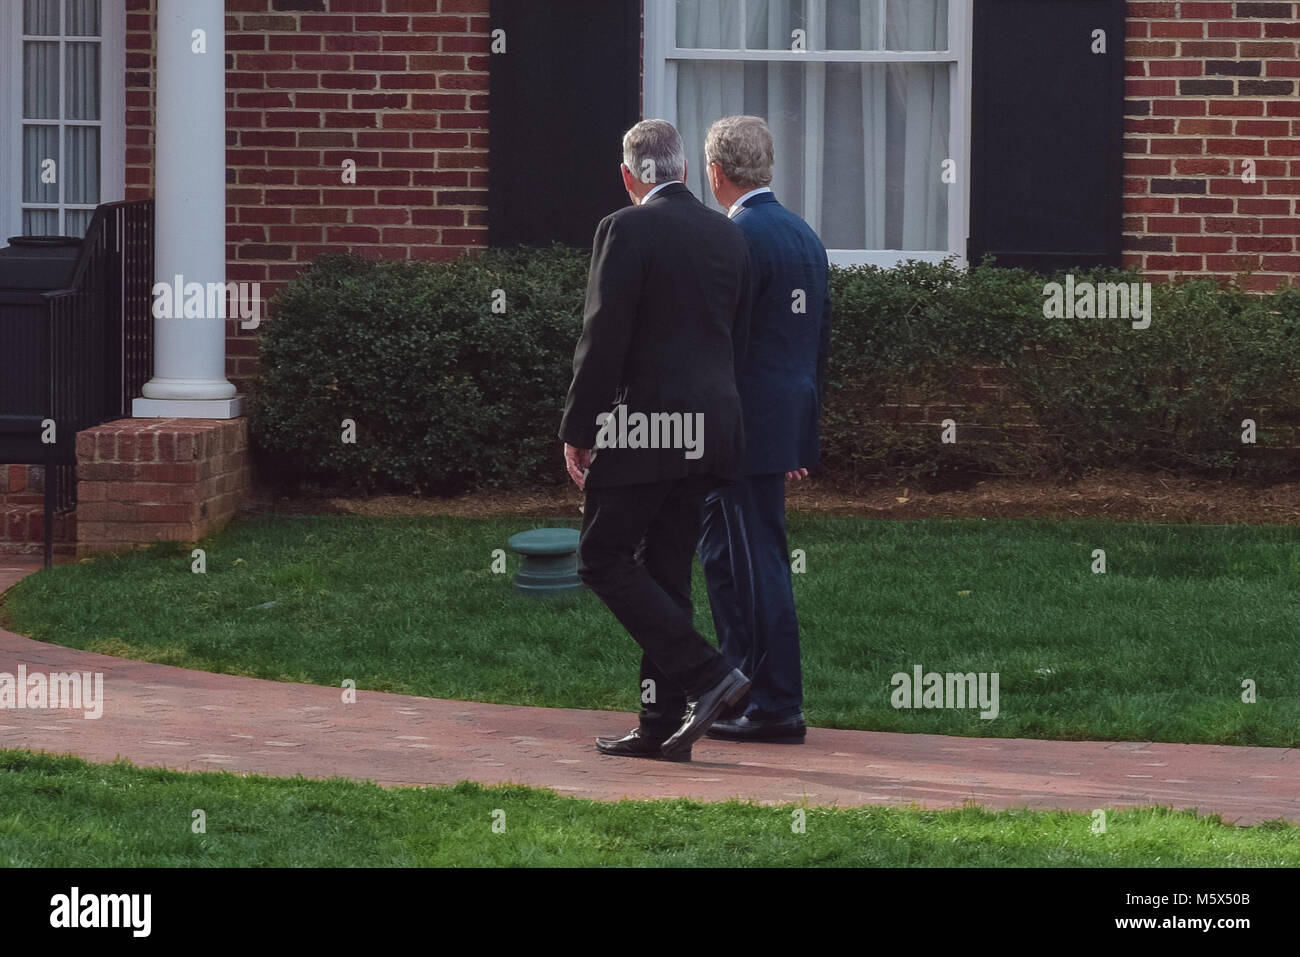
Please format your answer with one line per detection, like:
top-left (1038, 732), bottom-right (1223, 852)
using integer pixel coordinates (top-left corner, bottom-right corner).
top-left (595, 727), bottom-right (692, 762)
top-left (705, 712), bottom-right (807, 743)
top-left (660, 668), bottom-right (751, 759)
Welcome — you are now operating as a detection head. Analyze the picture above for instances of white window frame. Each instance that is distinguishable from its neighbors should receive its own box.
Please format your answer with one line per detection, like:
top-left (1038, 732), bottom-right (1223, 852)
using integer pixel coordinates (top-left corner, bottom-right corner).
top-left (643, 0), bottom-right (972, 268)
top-left (0, 0), bottom-right (125, 242)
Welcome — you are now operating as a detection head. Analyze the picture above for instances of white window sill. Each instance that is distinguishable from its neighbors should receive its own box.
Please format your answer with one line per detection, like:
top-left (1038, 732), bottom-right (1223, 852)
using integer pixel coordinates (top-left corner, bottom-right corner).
top-left (828, 249), bottom-right (966, 269)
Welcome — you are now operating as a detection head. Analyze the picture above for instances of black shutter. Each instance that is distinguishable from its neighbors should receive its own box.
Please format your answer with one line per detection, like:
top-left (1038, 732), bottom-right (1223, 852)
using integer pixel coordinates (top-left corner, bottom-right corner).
top-left (488, 0), bottom-right (641, 249)
top-left (968, 0), bottom-right (1126, 270)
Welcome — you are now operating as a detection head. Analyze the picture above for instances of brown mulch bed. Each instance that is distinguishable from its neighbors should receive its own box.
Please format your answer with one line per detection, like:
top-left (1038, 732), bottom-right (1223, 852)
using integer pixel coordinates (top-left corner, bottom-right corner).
top-left (245, 469), bottom-right (1300, 525)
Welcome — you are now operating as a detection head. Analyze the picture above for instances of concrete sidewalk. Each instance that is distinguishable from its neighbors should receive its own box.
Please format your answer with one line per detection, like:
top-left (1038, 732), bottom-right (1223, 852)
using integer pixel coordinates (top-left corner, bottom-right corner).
top-left (2, 558), bottom-right (1296, 824)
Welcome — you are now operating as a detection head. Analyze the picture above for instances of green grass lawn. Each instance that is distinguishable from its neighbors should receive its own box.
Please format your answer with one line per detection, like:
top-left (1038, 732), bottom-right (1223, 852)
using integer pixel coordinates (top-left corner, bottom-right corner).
top-left (1, 749), bottom-right (1295, 867)
top-left (4, 514), bottom-right (1299, 746)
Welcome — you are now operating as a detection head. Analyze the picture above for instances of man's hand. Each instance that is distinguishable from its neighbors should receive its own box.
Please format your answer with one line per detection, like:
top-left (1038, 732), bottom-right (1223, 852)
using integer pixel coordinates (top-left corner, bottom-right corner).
top-left (565, 444), bottom-right (592, 490)
top-left (786, 468), bottom-right (809, 482)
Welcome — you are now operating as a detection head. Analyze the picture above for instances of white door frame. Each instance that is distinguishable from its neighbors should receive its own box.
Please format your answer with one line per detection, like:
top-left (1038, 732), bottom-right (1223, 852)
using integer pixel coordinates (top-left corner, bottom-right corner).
top-left (0, 2), bottom-right (22, 242)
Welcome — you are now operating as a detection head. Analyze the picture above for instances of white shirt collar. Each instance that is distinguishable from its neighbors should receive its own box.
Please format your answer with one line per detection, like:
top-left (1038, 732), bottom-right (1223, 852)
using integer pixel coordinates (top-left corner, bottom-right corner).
top-left (640, 181), bottom-right (679, 204)
top-left (728, 186), bottom-right (773, 218)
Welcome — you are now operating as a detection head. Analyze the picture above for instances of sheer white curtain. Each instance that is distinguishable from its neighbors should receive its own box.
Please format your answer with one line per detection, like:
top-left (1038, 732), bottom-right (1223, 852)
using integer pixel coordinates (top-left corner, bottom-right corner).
top-left (676, 2), bottom-right (746, 204)
top-left (22, 39), bottom-right (60, 232)
top-left (886, 0), bottom-right (948, 249)
top-left (675, 0), bottom-right (949, 251)
top-left (21, 0), bottom-right (103, 237)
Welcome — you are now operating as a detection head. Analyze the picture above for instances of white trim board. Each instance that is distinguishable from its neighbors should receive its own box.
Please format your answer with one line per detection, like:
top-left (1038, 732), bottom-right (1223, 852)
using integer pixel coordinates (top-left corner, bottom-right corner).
top-left (0, 2), bottom-right (23, 242)
top-left (102, 0), bottom-right (126, 207)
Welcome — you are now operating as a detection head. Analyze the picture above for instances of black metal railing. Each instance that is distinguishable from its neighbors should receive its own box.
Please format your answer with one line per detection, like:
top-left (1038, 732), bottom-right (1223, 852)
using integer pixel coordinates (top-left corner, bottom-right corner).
top-left (47, 199), bottom-right (156, 445)
top-left (0, 198), bottom-right (154, 565)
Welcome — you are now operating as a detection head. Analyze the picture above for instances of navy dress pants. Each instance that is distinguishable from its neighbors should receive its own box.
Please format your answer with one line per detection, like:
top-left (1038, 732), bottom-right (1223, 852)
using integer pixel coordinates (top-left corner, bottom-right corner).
top-left (698, 472), bottom-right (802, 718)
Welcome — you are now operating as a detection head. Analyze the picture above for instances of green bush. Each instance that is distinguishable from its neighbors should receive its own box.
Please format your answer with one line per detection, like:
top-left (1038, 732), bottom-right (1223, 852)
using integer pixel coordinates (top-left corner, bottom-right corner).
top-left (252, 247), bottom-right (588, 494)
top-left (823, 259), bottom-right (1046, 488)
top-left (1008, 277), bottom-right (1300, 478)
top-left (824, 260), bottom-right (1300, 486)
top-left (253, 248), bottom-right (1300, 493)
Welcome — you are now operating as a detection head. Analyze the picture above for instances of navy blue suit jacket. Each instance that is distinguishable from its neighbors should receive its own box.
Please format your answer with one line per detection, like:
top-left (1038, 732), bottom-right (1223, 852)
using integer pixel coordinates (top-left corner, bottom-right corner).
top-left (730, 192), bottom-right (831, 475)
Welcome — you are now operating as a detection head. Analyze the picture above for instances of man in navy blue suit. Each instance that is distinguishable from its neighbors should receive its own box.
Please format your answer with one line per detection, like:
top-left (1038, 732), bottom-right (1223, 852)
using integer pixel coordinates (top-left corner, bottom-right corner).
top-left (697, 115), bottom-right (831, 743)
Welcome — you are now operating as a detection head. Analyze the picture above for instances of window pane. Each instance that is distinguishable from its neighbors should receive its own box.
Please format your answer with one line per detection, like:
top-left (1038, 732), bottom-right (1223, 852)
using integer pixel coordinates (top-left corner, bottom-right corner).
top-left (746, 0), bottom-right (805, 51)
top-left (23, 126), bottom-right (60, 203)
top-left (20, 0), bottom-right (104, 242)
top-left (885, 0), bottom-right (947, 51)
top-left (64, 126), bottom-right (101, 205)
top-left (23, 42), bottom-right (60, 119)
top-left (676, 0), bottom-right (741, 48)
top-left (677, 59), bottom-right (747, 190)
top-left (827, 62), bottom-right (949, 249)
top-left (826, 0), bottom-right (880, 51)
top-left (677, 60), bottom-right (949, 251)
top-left (24, 209), bottom-right (61, 235)
top-left (65, 0), bottom-right (101, 37)
top-left (66, 42), bottom-right (101, 119)
top-left (23, 0), bottom-right (60, 36)
top-left (64, 208), bottom-right (94, 238)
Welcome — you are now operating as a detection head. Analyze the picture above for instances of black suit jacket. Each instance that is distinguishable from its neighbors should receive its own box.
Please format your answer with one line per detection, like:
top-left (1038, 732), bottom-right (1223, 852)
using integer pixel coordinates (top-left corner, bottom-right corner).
top-left (558, 182), bottom-right (753, 488)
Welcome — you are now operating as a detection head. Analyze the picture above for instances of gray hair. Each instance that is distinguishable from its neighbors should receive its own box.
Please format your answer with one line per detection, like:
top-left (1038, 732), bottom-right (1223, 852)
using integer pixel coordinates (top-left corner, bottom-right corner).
top-left (705, 115), bottom-right (774, 189)
top-left (622, 119), bottom-right (686, 185)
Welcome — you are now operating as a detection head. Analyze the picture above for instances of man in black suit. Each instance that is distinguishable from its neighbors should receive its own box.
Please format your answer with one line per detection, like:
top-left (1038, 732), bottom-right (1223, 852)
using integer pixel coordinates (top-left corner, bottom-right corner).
top-left (559, 119), bottom-right (753, 761)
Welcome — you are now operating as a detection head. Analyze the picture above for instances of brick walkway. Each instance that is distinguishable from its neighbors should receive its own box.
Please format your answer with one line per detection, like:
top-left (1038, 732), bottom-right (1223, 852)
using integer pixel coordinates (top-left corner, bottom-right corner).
top-left (2, 558), bottom-right (1297, 824)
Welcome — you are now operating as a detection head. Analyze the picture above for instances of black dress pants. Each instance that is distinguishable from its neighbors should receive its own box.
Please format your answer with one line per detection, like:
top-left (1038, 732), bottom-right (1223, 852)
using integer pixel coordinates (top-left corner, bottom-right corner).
top-left (578, 473), bottom-right (732, 739)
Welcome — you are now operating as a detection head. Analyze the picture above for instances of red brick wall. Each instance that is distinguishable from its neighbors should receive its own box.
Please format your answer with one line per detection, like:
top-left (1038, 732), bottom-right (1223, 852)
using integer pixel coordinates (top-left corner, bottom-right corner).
top-left (115, 1), bottom-right (1299, 395)
top-left (124, 0), bottom-right (490, 392)
top-left (1124, 1), bottom-right (1300, 290)
top-left (0, 467), bottom-right (75, 556)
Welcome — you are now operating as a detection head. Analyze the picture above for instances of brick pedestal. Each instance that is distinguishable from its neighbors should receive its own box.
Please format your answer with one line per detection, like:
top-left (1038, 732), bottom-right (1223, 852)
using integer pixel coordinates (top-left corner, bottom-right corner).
top-left (75, 418), bottom-right (251, 556)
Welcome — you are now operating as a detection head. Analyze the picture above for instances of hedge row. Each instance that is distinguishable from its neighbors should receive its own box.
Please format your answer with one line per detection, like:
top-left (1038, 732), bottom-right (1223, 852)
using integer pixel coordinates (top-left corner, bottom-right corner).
top-left (252, 248), bottom-right (1300, 493)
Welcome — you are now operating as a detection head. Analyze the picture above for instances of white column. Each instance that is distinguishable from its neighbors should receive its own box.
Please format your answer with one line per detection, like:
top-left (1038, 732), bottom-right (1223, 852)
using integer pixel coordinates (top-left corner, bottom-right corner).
top-left (133, 0), bottom-right (241, 418)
